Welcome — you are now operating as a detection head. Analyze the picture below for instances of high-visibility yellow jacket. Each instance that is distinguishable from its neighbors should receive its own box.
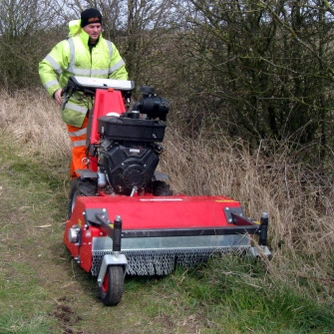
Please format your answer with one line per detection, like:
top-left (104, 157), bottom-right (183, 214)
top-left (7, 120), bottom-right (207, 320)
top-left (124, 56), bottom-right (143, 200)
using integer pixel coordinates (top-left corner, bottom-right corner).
top-left (39, 20), bottom-right (128, 127)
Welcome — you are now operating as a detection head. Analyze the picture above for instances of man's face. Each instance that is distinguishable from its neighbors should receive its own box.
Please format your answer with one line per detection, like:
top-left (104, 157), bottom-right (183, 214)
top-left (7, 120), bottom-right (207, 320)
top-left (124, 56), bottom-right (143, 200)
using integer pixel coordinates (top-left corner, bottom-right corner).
top-left (83, 23), bottom-right (102, 42)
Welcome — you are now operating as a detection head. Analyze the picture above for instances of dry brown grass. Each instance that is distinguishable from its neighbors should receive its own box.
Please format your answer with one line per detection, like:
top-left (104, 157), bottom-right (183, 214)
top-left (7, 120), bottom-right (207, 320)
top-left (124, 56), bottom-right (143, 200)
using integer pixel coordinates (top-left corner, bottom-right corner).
top-left (161, 127), bottom-right (334, 302)
top-left (1, 88), bottom-right (333, 303)
top-left (0, 88), bottom-right (70, 160)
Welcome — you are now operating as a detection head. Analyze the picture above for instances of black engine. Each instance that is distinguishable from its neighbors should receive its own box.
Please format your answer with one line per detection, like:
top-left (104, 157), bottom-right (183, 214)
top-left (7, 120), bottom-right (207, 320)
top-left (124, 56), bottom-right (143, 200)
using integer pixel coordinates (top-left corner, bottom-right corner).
top-left (97, 87), bottom-right (169, 195)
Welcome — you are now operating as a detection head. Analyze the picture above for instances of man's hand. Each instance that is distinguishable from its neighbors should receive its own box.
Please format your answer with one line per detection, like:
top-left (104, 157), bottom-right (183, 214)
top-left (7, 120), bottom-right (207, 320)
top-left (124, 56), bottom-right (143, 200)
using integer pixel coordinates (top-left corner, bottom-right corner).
top-left (53, 88), bottom-right (63, 106)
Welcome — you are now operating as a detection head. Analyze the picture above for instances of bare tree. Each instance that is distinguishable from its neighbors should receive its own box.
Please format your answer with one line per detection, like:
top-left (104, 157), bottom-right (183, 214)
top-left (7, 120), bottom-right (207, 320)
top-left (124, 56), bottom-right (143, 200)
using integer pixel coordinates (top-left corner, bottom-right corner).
top-left (0, 0), bottom-right (68, 89)
top-left (168, 0), bottom-right (334, 161)
top-left (120, 0), bottom-right (176, 87)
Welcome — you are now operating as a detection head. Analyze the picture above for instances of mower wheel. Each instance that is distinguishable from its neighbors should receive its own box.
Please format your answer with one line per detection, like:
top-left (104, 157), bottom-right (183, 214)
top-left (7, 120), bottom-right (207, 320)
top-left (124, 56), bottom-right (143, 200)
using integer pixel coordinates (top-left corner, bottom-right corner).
top-left (68, 178), bottom-right (97, 218)
top-left (99, 265), bottom-right (124, 306)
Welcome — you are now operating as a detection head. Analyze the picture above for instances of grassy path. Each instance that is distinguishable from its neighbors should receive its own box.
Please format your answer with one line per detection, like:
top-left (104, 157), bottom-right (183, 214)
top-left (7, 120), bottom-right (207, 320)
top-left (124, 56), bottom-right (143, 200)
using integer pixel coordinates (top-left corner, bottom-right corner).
top-left (0, 140), bottom-right (177, 334)
top-left (0, 138), bottom-right (213, 334)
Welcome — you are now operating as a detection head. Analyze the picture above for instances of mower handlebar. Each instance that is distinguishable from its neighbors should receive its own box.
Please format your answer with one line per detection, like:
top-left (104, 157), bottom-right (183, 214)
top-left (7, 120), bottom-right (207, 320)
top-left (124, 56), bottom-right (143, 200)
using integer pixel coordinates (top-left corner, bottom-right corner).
top-left (64, 76), bottom-right (135, 95)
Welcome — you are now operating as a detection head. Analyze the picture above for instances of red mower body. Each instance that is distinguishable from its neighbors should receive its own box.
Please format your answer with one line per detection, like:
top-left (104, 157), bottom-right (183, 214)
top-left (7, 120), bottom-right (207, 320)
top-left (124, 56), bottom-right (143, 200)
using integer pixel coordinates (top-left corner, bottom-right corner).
top-left (62, 76), bottom-right (270, 305)
top-left (64, 193), bottom-right (268, 276)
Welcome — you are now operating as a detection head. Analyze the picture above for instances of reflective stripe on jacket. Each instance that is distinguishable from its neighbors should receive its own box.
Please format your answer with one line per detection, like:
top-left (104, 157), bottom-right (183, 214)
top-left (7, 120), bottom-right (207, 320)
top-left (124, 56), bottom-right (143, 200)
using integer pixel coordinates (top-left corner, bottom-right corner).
top-left (39, 20), bottom-right (128, 127)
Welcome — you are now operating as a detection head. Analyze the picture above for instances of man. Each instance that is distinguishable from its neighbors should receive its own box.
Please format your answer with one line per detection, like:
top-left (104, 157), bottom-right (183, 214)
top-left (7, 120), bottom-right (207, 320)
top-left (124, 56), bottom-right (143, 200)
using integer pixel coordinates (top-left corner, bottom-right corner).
top-left (39, 8), bottom-right (128, 178)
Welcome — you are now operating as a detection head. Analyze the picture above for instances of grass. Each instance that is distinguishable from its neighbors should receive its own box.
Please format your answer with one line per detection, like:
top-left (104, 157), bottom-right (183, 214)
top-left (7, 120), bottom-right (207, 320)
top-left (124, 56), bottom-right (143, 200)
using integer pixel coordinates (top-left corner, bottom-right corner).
top-left (0, 89), bottom-right (333, 333)
top-left (177, 256), bottom-right (334, 333)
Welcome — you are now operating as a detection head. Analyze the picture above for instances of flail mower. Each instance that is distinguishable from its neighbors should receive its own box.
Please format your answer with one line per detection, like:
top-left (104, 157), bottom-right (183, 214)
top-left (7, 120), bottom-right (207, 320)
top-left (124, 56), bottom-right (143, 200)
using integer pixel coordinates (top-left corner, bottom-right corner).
top-left (63, 76), bottom-right (271, 306)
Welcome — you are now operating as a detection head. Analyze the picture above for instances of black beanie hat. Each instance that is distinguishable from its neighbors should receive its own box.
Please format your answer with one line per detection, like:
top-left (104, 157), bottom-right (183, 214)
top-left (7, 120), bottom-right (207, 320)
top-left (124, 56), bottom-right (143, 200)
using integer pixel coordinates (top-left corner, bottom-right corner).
top-left (81, 8), bottom-right (102, 27)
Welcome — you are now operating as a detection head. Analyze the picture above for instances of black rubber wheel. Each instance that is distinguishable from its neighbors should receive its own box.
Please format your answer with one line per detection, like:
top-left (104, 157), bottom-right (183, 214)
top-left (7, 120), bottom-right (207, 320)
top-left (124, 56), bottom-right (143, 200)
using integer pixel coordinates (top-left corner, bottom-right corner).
top-left (68, 178), bottom-right (97, 218)
top-left (99, 266), bottom-right (124, 306)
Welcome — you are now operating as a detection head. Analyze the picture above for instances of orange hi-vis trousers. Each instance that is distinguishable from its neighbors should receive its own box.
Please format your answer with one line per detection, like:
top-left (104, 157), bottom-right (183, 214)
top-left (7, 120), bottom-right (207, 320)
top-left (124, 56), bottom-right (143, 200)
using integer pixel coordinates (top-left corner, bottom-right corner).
top-left (67, 117), bottom-right (89, 179)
